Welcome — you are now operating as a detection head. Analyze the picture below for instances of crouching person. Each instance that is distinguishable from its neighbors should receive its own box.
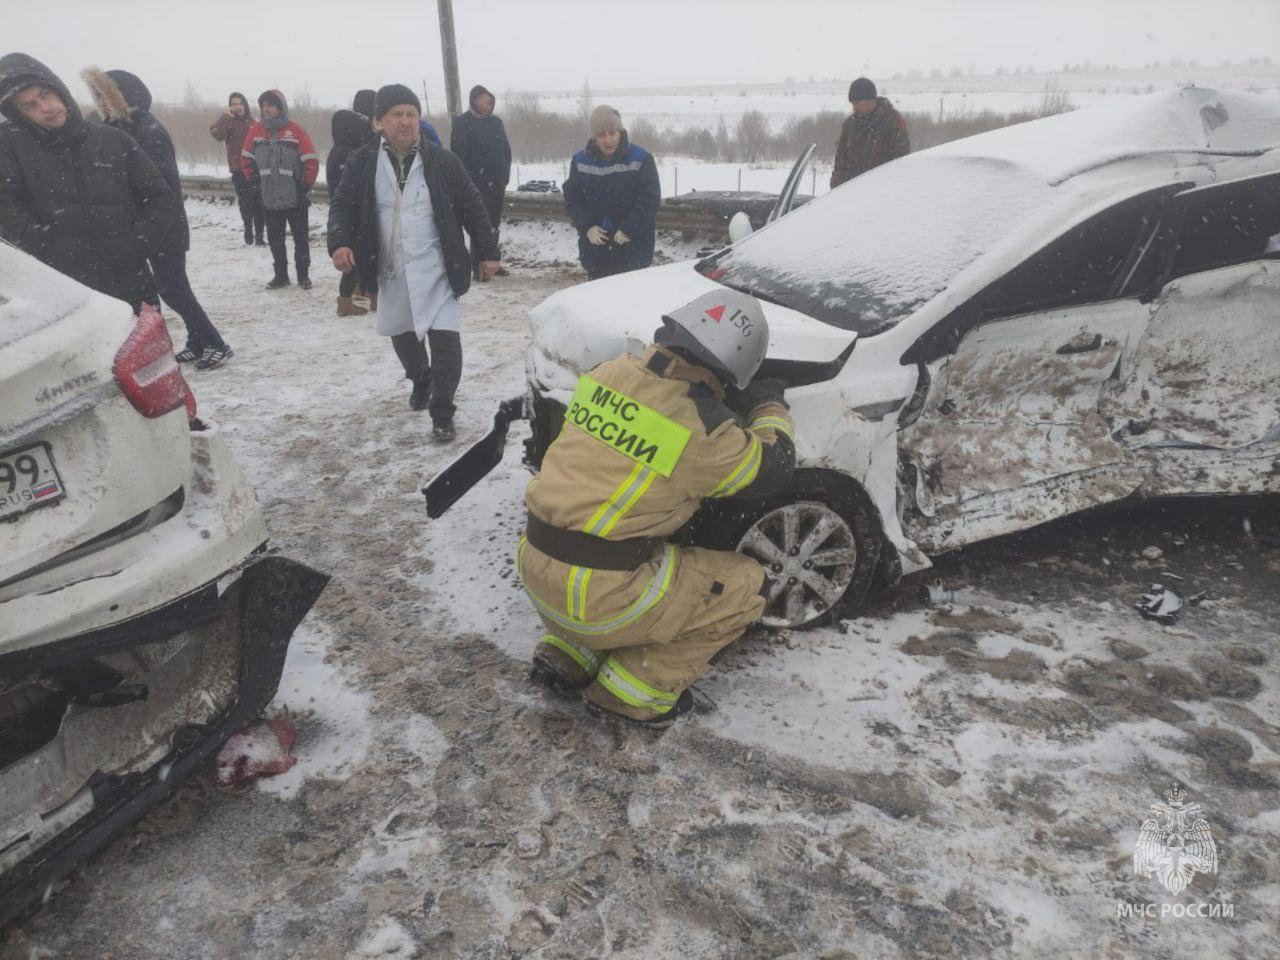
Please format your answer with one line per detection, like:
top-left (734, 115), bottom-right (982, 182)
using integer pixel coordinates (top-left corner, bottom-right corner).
top-left (518, 290), bottom-right (795, 726)
top-left (327, 84), bottom-right (500, 441)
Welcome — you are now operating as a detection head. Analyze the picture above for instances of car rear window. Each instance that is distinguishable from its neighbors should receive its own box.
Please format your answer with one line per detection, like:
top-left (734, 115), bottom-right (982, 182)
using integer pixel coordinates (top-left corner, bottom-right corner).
top-left (697, 156), bottom-right (1055, 336)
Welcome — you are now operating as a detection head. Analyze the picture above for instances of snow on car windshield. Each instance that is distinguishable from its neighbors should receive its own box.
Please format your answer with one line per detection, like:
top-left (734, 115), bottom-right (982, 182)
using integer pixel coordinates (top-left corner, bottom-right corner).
top-left (698, 155), bottom-right (1053, 335)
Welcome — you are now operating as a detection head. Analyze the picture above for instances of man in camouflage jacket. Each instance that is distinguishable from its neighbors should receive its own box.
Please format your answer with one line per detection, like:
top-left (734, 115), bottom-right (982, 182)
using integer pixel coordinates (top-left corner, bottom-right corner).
top-left (830, 77), bottom-right (910, 188)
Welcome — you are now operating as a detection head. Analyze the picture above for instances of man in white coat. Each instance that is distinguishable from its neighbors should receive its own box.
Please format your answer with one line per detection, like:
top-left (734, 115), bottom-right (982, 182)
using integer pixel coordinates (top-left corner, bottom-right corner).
top-left (328, 84), bottom-right (500, 440)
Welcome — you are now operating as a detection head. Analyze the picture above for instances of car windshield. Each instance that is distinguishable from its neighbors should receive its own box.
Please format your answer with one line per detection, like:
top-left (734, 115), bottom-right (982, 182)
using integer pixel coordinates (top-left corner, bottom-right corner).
top-left (697, 156), bottom-right (1053, 335)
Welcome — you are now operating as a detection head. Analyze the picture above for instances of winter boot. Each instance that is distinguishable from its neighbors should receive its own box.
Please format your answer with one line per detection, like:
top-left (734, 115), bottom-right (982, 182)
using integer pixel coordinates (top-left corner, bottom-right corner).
top-left (336, 295), bottom-right (368, 317)
top-left (431, 419), bottom-right (456, 442)
top-left (297, 274), bottom-right (313, 291)
top-left (243, 225), bottom-right (253, 245)
top-left (582, 682), bottom-right (695, 729)
top-left (266, 272), bottom-right (290, 290)
top-left (529, 636), bottom-right (597, 698)
top-left (409, 377), bottom-right (431, 411)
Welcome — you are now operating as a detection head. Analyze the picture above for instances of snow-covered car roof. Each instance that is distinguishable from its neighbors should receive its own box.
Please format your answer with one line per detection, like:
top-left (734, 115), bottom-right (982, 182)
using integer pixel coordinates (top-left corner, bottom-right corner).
top-left (704, 87), bottom-right (1280, 336)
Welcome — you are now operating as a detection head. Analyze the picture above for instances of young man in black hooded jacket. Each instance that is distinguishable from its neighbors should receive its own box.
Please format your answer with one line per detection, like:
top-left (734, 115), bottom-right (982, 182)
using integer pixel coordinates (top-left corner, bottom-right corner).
top-left (450, 84), bottom-right (511, 278)
top-left (83, 66), bottom-right (233, 368)
top-left (0, 52), bottom-right (180, 311)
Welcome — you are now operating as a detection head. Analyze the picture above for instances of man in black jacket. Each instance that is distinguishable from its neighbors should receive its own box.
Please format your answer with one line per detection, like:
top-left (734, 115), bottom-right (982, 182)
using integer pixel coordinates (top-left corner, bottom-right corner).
top-left (327, 84), bottom-right (500, 439)
top-left (0, 53), bottom-right (180, 311)
top-left (83, 66), bottom-right (233, 369)
top-left (450, 84), bottom-right (511, 279)
top-left (326, 106), bottom-right (373, 316)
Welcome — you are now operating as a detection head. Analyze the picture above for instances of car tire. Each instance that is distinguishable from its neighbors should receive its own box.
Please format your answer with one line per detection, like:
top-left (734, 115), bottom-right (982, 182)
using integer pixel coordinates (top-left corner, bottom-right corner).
top-left (690, 472), bottom-right (882, 630)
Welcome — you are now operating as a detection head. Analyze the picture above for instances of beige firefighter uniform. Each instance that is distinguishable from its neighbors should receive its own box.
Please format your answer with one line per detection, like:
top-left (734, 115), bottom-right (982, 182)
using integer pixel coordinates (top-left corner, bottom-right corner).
top-left (519, 343), bottom-right (795, 720)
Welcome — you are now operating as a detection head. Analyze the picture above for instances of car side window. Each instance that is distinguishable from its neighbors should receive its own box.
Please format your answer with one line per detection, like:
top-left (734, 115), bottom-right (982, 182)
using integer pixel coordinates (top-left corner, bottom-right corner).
top-left (1166, 174), bottom-right (1280, 282)
top-left (979, 194), bottom-right (1161, 320)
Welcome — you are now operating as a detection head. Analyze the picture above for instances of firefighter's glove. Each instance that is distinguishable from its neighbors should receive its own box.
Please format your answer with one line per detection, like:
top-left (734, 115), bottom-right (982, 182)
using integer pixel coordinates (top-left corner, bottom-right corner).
top-left (744, 378), bottom-right (789, 411)
top-left (586, 225), bottom-right (608, 246)
top-left (613, 229), bottom-right (631, 246)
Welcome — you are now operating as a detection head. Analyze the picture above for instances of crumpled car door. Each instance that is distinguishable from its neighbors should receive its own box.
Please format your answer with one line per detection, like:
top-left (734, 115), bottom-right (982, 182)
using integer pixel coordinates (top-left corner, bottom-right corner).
top-left (1105, 261), bottom-right (1280, 449)
top-left (903, 301), bottom-right (1146, 545)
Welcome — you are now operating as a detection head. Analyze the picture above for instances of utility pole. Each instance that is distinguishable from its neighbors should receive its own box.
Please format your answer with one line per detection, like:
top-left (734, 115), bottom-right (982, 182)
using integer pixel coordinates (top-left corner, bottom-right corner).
top-left (437, 0), bottom-right (462, 120)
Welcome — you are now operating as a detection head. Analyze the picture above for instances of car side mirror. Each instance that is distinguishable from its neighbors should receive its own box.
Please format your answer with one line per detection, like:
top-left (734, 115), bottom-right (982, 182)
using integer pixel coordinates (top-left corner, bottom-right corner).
top-left (728, 211), bottom-right (754, 244)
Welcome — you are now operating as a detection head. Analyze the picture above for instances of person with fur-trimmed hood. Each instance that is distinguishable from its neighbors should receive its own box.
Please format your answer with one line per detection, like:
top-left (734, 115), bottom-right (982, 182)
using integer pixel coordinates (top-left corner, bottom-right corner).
top-left (84, 66), bottom-right (233, 369)
top-left (830, 77), bottom-right (910, 188)
top-left (242, 89), bottom-right (319, 290)
top-left (450, 84), bottom-right (511, 278)
top-left (211, 92), bottom-right (264, 245)
top-left (563, 105), bottom-right (661, 280)
top-left (0, 53), bottom-right (180, 311)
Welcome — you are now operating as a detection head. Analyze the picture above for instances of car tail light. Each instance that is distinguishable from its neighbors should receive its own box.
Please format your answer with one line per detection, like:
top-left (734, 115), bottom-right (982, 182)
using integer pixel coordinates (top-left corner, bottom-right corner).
top-left (112, 304), bottom-right (196, 421)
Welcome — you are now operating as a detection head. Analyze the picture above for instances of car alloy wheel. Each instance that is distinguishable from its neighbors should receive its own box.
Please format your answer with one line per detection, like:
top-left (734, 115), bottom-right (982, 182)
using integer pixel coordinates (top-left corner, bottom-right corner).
top-left (736, 500), bottom-right (859, 628)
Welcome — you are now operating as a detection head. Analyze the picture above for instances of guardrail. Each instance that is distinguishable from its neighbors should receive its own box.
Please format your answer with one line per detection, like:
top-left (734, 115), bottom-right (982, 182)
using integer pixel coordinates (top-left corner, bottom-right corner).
top-left (179, 176), bottom-right (730, 239)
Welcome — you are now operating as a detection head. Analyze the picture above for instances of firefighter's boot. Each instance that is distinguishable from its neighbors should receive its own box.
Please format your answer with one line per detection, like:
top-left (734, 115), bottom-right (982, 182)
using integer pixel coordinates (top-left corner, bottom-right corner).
top-left (583, 680), bottom-right (695, 728)
top-left (528, 635), bottom-right (598, 698)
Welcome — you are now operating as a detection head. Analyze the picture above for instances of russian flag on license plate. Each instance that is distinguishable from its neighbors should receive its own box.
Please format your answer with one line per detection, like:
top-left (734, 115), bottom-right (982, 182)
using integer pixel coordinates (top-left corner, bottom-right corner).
top-left (32, 481), bottom-right (60, 499)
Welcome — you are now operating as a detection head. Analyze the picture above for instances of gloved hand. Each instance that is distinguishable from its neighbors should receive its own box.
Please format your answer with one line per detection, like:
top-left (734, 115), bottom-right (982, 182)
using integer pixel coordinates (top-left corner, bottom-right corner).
top-left (613, 229), bottom-right (630, 246)
top-left (743, 377), bottom-right (789, 411)
top-left (586, 225), bottom-right (608, 246)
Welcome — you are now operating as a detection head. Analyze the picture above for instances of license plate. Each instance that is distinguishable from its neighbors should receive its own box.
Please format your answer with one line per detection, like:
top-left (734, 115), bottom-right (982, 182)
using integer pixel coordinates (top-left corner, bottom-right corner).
top-left (0, 442), bottom-right (67, 521)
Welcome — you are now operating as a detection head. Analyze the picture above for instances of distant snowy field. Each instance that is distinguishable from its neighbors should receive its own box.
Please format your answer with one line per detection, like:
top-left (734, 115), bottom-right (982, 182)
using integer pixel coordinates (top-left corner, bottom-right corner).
top-left (178, 64), bottom-right (1280, 195)
top-left (535, 63), bottom-right (1280, 132)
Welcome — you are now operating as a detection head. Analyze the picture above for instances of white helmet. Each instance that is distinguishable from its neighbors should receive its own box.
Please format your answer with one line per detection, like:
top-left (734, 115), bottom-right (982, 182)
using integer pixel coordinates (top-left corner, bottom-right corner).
top-left (659, 290), bottom-right (769, 388)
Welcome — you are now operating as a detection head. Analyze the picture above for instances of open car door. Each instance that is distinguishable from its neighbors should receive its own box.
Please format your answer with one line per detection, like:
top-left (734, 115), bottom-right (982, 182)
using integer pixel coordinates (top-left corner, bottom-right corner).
top-left (767, 142), bottom-right (817, 225)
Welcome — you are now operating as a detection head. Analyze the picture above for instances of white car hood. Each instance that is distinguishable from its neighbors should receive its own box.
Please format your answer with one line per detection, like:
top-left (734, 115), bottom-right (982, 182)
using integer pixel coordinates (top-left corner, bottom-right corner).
top-left (527, 261), bottom-right (857, 375)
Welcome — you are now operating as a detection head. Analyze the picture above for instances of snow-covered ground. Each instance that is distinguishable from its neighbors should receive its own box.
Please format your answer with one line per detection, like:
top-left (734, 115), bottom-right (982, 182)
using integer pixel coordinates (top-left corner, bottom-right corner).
top-left (5, 199), bottom-right (1280, 959)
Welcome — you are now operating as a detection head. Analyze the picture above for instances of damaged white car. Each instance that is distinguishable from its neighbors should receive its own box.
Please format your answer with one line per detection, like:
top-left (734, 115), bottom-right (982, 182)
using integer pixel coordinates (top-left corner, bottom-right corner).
top-left (500, 87), bottom-right (1280, 629)
top-left (0, 244), bottom-right (326, 921)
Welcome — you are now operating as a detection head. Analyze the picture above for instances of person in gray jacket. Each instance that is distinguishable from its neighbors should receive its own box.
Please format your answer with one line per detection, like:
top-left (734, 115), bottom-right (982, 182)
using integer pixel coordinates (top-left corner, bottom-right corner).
top-left (241, 89), bottom-right (320, 289)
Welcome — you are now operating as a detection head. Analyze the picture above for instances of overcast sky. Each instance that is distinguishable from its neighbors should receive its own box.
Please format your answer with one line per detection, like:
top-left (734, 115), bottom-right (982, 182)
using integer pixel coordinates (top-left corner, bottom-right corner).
top-left (15, 0), bottom-right (1280, 108)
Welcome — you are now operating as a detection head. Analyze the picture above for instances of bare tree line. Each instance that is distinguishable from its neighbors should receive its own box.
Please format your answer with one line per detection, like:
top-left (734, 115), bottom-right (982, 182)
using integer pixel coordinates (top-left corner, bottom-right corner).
top-left (146, 79), bottom-right (1073, 175)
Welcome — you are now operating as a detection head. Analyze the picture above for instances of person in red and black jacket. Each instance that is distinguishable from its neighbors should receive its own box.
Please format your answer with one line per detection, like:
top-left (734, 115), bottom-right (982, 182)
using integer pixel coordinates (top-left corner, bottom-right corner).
top-left (241, 89), bottom-right (319, 289)
top-left (211, 92), bottom-right (264, 245)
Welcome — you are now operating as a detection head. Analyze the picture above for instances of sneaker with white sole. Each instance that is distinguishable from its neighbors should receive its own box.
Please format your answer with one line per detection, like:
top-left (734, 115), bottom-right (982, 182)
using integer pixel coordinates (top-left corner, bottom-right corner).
top-left (174, 346), bottom-right (200, 363)
top-left (195, 345), bottom-right (234, 370)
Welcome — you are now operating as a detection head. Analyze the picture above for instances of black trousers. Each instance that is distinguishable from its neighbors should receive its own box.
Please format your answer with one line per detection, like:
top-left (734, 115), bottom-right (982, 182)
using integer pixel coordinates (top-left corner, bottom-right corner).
top-left (338, 270), bottom-right (358, 297)
top-left (470, 180), bottom-right (504, 271)
top-left (391, 329), bottom-right (462, 422)
top-left (151, 252), bottom-right (227, 351)
top-left (265, 206), bottom-right (311, 279)
top-left (230, 170), bottom-right (265, 238)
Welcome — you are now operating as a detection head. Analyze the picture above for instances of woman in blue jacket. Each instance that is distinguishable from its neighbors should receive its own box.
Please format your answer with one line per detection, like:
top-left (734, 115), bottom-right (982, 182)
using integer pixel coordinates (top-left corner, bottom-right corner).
top-left (563, 105), bottom-right (661, 280)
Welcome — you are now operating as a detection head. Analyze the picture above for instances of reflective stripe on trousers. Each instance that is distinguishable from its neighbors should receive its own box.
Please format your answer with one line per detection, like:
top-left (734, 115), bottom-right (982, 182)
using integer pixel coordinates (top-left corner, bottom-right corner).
top-left (596, 656), bottom-right (679, 713)
top-left (518, 537), bottom-right (678, 636)
top-left (538, 634), bottom-right (602, 674)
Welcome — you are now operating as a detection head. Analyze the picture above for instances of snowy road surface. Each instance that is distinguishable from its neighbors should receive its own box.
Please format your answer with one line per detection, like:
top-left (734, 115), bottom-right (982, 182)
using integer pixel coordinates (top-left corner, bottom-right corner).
top-left (4, 200), bottom-right (1279, 960)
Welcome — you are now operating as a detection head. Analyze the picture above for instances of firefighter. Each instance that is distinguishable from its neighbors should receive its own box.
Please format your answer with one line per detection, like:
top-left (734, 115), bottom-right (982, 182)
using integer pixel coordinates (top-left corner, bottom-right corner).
top-left (518, 289), bottom-right (795, 726)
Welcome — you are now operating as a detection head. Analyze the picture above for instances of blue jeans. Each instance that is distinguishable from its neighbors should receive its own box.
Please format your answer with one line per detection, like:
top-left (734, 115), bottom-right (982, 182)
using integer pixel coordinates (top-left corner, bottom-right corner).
top-left (151, 252), bottom-right (227, 351)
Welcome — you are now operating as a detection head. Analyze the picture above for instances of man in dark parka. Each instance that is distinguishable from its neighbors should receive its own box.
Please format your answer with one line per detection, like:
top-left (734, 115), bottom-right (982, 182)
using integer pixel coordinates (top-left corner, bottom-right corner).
top-left (0, 53), bottom-right (180, 311)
